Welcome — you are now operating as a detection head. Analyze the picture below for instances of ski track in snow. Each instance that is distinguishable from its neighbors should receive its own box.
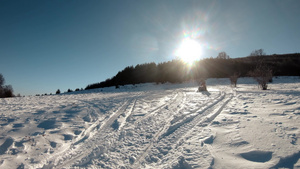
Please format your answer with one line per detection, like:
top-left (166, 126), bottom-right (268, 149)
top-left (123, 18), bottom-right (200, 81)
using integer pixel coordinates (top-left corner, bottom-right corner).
top-left (134, 92), bottom-right (232, 168)
top-left (44, 93), bottom-right (143, 168)
top-left (1, 77), bottom-right (300, 169)
top-left (73, 90), bottom-right (187, 168)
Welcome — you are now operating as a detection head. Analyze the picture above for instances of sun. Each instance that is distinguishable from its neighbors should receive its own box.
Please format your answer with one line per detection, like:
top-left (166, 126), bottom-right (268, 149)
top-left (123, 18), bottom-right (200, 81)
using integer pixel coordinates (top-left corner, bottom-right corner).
top-left (175, 38), bottom-right (202, 65)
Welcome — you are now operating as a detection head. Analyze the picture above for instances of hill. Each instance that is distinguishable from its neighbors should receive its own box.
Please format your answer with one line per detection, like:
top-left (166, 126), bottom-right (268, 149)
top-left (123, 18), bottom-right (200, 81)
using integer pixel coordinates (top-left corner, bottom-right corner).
top-left (85, 53), bottom-right (300, 90)
top-left (1, 77), bottom-right (300, 168)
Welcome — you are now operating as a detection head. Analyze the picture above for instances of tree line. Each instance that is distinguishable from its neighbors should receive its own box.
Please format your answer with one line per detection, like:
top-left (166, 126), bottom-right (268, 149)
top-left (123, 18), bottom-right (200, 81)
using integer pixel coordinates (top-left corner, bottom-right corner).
top-left (3, 50), bottom-right (299, 97)
top-left (85, 51), bottom-right (300, 90)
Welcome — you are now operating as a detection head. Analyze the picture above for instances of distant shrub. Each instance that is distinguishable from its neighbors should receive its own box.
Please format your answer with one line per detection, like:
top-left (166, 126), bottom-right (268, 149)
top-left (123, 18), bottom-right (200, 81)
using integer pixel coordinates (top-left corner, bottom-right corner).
top-left (56, 89), bottom-right (61, 94)
top-left (67, 89), bottom-right (73, 93)
top-left (75, 88), bottom-right (80, 91)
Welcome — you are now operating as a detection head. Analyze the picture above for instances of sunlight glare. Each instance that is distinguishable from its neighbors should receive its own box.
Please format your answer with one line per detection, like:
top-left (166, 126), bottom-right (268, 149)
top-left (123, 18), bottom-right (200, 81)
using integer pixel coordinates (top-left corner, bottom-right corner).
top-left (175, 38), bottom-right (202, 65)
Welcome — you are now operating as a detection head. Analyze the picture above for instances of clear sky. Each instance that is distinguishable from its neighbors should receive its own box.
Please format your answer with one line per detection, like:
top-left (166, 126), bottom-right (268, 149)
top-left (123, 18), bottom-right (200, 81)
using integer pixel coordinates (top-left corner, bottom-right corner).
top-left (1, 0), bottom-right (299, 96)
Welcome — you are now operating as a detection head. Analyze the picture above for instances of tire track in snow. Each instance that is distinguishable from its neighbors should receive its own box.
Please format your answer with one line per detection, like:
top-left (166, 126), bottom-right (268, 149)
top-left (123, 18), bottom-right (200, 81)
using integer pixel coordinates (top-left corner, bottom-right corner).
top-left (42, 96), bottom-right (137, 168)
top-left (133, 91), bottom-right (232, 167)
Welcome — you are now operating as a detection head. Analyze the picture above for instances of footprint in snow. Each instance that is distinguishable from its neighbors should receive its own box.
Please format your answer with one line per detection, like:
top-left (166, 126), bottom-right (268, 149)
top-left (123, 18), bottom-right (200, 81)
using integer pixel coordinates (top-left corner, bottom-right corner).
top-left (240, 150), bottom-right (272, 163)
top-left (0, 137), bottom-right (14, 155)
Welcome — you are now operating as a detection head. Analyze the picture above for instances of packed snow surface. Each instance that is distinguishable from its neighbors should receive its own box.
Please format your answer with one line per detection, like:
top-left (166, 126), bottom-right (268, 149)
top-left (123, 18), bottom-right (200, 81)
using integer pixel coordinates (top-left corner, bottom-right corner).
top-left (0, 77), bottom-right (300, 169)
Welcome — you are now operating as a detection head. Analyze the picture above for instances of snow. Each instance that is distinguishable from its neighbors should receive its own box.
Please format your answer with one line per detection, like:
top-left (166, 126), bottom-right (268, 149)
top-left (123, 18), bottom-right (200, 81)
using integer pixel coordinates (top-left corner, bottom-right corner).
top-left (0, 76), bottom-right (300, 169)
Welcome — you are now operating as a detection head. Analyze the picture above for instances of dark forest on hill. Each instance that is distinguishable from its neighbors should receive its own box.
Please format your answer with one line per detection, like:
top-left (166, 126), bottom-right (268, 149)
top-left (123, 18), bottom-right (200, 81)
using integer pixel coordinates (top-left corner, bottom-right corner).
top-left (85, 53), bottom-right (300, 90)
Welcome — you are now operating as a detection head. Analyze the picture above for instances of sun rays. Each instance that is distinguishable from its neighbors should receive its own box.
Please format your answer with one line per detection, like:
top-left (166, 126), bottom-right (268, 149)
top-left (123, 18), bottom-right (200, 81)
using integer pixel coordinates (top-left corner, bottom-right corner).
top-left (175, 37), bottom-right (203, 65)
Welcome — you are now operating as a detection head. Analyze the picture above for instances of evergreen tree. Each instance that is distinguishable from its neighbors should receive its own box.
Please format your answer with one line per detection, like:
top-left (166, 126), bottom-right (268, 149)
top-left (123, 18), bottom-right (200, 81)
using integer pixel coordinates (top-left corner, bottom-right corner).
top-left (0, 74), bottom-right (14, 98)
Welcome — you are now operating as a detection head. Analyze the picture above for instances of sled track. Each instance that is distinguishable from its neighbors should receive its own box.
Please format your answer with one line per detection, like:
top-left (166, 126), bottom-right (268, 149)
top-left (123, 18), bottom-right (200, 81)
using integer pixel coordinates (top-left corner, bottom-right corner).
top-left (159, 92), bottom-right (232, 145)
top-left (46, 91), bottom-right (182, 168)
top-left (42, 96), bottom-right (138, 168)
top-left (133, 91), bottom-right (184, 125)
top-left (75, 91), bottom-right (186, 168)
top-left (130, 91), bottom-right (187, 167)
top-left (133, 91), bottom-right (232, 168)
top-left (69, 98), bottom-right (138, 167)
top-left (42, 90), bottom-right (230, 168)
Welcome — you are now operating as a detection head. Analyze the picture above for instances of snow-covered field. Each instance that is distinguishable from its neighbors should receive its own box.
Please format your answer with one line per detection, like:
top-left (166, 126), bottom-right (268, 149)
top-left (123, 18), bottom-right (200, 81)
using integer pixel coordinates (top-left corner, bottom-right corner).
top-left (1, 77), bottom-right (300, 169)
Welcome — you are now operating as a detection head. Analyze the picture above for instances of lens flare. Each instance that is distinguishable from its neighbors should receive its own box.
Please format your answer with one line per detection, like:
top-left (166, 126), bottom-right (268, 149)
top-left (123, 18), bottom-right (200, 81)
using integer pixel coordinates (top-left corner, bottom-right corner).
top-left (175, 37), bottom-right (202, 65)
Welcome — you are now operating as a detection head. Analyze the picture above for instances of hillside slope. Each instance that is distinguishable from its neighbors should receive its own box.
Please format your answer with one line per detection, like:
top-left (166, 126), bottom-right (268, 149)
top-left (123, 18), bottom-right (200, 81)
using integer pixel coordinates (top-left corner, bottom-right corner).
top-left (0, 77), bottom-right (300, 168)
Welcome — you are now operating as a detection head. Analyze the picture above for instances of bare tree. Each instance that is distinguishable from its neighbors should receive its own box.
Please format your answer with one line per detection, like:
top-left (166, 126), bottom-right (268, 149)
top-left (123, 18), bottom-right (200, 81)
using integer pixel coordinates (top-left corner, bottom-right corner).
top-left (248, 49), bottom-right (272, 90)
top-left (249, 64), bottom-right (272, 90)
top-left (217, 52), bottom-right (230, 59)
top-left (229, 72), bottom-right (240, 87)
top-left (249, 49), bottom-right (267, 67)
top-left (250, 49), bottom-right (266, 56)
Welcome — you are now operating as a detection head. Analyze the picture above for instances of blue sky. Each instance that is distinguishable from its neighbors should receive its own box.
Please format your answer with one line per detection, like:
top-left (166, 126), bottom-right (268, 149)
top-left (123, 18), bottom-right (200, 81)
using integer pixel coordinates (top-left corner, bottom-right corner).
top-left (0, 0), bottom-right (299, 95)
